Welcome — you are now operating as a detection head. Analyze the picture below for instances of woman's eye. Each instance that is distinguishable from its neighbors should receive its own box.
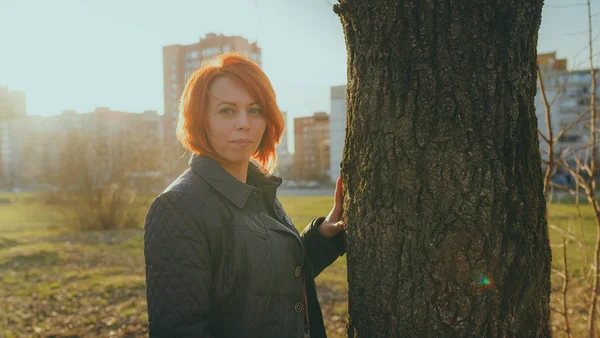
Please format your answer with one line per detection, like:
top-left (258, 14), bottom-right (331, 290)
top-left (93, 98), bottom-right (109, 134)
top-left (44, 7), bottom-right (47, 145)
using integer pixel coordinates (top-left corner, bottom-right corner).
top-left (249, 108), bottom-right (263, 115)
top-left (219, 108), bottom-right (234, 115)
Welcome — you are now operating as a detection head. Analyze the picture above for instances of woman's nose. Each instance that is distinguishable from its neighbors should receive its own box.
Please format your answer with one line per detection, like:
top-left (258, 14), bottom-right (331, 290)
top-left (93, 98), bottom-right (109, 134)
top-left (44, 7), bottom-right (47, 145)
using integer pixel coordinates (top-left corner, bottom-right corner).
top-left (236, 111), bottom-right (250, 130)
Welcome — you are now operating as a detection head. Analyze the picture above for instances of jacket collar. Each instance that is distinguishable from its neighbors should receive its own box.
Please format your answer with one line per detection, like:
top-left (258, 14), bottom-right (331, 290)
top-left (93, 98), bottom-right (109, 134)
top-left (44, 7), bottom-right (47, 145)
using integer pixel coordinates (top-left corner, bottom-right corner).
top-left (189, 154), bottom-right (282, 209)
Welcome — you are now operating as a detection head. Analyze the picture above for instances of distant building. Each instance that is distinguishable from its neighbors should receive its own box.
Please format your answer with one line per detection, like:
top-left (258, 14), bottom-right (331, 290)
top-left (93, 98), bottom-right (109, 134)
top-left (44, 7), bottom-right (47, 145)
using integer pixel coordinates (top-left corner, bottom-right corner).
top-left (85, 108), bottom-right (163, 175)
top-left (277, 111), bottom-right (289, 156)
top-left (0, 86), bottom-right (26, 186)
top-left (329, 85), bottom-right (346, 182)
top-left (0, 108), bottom-right (163, 188)
top-left (535, 53), bottom-right (564, 162)
top-left (274, 111), bottom-right (293, 178)
top-left (294, 112), bottom-right (330, 181)
top-left (538, 52), bottom-right (567, 72)
top-left (536, 52), bottom-right (600, 164)
top-left (548, 70), bottom-right (600, 154)
top-left (0, 121), bottom-right (12, 187)
top-left (0, 86), bottom-right (26, 121)
top-left (0, 112), bottom-right (87, 187)
top-left (162, 33), bottom-right (262, 173)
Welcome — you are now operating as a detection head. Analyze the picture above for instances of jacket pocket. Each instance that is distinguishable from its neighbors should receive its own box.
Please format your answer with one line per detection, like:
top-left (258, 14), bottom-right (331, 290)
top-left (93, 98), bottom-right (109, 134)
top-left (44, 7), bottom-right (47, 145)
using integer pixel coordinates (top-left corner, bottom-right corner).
top-left (261, 300), bottom-right (280, 338)
top-left (261, 321), bottom-right (280, 338)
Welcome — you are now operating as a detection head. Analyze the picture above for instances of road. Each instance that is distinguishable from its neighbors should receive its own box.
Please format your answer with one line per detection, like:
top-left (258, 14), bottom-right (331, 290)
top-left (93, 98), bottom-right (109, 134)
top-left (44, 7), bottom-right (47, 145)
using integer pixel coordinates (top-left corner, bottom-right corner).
top-left (277, 187), bottom-right (335, 196)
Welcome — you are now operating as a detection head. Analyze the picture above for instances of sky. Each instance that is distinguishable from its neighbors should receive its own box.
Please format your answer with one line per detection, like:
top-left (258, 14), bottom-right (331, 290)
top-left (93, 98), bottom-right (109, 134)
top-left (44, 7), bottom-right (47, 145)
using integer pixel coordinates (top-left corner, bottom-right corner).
top-left (0, 0), bottom-right (595, 150)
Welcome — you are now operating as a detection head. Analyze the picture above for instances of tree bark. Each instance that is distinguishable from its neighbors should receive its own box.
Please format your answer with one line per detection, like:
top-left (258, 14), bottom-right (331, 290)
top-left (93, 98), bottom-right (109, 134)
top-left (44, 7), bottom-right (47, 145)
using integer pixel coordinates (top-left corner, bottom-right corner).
top-left (335, 1), bottom-right (550, 336)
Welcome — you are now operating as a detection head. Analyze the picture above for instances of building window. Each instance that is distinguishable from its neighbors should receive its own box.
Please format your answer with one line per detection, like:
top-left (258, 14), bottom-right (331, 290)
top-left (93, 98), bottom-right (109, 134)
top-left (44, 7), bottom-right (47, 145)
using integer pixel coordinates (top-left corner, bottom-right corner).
top-left (560, 135), bottom-right (580, 143)
top-left (560, 99), bottom-right (576, 108)
top-left (171, 73), bottom-right (177, 80)
top-left (250, 52), bottom-right (261, 62)
top-left (185, 50), bottom-right (199, 59)
top-left (185, 61), bottom-right (200, 69)
top-left (577, 98), bottom-right (591, 106)
top-left (223, 45), bottom-right (231, 53)
top-left (203, 47), bottom-right (220, 57)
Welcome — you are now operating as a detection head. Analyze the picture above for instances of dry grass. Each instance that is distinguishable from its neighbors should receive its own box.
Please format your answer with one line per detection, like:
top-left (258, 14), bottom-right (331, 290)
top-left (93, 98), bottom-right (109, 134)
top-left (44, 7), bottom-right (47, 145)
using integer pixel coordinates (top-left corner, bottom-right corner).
top-left (0, 194), bottom-right (347, 337)
top-left (0, 193), bottom-right (595, 337)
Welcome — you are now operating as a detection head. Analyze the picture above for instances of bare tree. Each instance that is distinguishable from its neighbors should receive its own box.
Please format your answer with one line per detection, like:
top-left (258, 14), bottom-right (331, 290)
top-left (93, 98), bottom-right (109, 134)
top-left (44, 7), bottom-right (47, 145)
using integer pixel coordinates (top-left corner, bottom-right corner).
top-left (551, 0), bottom-right (600, 336)
top-left (536, 49), bottom-right (595, 338)
top-left (538, 68), bottom-right (558, 202)
top-left (46, 131), bottom-right (163, 230)
top-left (585, 0), bottom-right (600, 331)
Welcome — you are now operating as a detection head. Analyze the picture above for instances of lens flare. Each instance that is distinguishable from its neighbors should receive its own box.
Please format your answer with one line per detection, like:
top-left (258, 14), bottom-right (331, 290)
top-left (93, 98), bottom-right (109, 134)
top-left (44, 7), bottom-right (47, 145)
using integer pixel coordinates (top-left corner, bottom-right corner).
top-left (473, 271), bottom-right (494, 290)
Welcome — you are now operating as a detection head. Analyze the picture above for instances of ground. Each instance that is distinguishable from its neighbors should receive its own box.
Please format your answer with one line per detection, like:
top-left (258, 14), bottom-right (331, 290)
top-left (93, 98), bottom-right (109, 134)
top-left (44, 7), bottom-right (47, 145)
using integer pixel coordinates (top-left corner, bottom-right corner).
top-left (0, 193), bottom-right (595, 337)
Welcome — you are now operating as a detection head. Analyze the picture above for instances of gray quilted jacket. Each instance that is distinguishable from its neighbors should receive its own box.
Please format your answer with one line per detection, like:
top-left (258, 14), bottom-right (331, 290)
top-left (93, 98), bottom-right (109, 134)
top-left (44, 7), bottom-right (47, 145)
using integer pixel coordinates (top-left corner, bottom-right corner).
top-left (143, 155), bottom-right (345, 337)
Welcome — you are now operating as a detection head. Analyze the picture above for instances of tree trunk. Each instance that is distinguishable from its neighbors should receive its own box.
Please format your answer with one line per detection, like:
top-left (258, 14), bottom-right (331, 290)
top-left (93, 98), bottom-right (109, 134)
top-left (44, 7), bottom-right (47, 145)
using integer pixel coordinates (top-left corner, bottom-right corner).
top-left (335, 1), bottom-right (550, 336)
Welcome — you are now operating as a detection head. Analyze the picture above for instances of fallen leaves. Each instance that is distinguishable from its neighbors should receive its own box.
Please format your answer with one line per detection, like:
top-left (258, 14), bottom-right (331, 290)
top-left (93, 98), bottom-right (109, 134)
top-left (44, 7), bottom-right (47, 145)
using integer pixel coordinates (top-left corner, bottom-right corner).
top-left (0, 226), bottom-right (349, 337)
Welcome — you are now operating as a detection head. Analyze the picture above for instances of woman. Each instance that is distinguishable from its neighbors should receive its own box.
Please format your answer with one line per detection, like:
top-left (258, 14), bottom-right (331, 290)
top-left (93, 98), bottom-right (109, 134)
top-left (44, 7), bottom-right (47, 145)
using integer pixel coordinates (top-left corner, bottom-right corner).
top-left (144, 52), bottom-right (346, 338)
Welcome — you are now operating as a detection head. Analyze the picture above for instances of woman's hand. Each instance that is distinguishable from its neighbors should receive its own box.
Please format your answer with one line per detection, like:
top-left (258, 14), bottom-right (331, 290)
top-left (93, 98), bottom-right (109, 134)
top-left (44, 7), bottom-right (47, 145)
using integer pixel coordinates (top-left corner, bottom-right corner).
top-left (318, 176), bottom-right (345, 238)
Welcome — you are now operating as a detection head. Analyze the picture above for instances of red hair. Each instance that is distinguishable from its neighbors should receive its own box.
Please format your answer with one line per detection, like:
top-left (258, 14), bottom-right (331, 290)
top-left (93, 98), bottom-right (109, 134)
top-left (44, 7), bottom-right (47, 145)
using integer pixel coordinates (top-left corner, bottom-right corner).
top-left (176, 52), bottom-right (284, 175)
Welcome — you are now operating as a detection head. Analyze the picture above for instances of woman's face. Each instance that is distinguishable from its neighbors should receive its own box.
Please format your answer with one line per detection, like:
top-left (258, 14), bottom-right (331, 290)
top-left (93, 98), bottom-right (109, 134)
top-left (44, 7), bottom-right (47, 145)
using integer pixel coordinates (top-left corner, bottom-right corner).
top-left (205, 76), bottom-right (267, 166)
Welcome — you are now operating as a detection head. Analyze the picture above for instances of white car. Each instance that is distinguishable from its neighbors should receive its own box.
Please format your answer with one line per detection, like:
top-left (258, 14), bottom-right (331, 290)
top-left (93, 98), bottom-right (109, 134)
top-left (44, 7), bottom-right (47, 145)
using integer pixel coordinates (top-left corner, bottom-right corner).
top-left (307, 181), bottom-right (320, 188)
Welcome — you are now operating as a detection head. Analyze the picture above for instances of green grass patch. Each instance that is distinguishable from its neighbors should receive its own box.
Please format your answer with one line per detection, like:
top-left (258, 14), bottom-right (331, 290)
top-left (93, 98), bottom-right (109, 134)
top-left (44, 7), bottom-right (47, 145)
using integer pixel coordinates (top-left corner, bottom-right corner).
top-left (0, 201), bottom-right (64, 225)
top-left (547, 203), bottom-right (598, 276)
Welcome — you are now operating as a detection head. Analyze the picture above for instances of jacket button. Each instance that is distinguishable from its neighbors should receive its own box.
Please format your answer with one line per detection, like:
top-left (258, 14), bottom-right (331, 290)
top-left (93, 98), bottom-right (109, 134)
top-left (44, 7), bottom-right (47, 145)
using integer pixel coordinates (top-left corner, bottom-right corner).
top-left (252, 190), bottom-right (262, 198)
top-left (285, 215), bottom-right (293, 225)
top-left (295, 302), bottom-right (304, 313)
top-left (295, 266), bottom-right (301, 277)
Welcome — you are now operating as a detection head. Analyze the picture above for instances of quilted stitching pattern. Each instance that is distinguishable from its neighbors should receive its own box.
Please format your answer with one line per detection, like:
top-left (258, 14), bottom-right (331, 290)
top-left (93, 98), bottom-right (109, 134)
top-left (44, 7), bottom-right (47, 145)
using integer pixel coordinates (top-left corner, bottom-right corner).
top-left (235, 228), bottom-right (271, 334)
top-left (143, 163), bottom-right (345, 338)
top-left (300, 218), bottom-right (346, 279)
top-left (144, 191), bottom-right (217, 338)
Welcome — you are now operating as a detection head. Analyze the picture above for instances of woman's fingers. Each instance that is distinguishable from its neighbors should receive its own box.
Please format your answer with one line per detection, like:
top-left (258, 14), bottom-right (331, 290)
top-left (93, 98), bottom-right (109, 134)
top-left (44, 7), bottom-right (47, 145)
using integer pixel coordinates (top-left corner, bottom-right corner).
top-left (335, 176), bottom-right (343, 207)
top-left (326, 176), bottom-right (344, 224)
top-left (318, 220), bottom-right (346, 238)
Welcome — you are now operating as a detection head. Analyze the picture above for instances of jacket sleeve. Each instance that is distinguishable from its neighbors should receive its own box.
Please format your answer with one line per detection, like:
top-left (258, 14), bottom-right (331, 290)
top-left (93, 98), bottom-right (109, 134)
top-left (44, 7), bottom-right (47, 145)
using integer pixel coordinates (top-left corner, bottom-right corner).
top-left (144, 191), bottom-right (216, 338)
top-left (300, 216), bottom-right (346, 278)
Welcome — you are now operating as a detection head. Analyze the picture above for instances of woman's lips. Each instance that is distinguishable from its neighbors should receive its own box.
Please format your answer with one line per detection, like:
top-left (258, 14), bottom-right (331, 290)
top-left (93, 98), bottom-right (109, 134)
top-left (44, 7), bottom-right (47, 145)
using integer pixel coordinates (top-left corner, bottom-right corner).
top-left (231, 140), bottom-right (253, 147)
